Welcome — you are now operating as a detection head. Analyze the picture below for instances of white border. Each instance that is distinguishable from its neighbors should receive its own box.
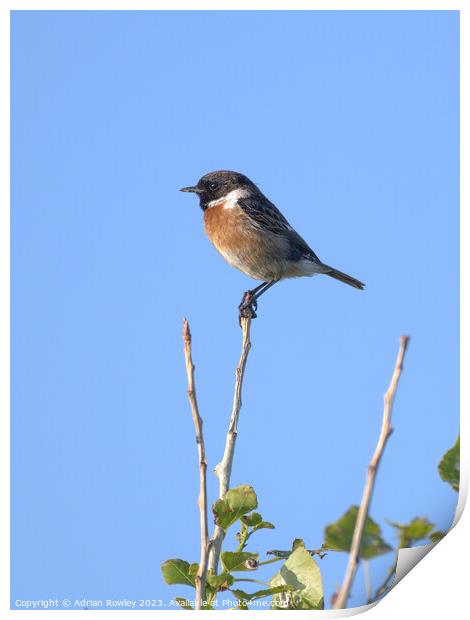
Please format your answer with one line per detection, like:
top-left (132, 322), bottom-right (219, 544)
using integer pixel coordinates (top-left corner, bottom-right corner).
top-left (2, 2), bottom-right (466, 618)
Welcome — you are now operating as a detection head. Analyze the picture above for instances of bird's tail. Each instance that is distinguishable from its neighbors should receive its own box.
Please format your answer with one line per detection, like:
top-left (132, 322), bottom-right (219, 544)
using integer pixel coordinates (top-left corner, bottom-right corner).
top-left (321, 264), bottom-right (365, 290)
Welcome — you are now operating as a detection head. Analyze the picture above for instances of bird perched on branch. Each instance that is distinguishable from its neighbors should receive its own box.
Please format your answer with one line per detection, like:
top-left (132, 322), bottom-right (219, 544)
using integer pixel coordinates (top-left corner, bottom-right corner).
top-left (181, 170), bottom-right (364, 320)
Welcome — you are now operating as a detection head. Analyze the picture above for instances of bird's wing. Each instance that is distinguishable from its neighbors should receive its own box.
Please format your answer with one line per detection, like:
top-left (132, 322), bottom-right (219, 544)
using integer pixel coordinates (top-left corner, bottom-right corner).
top-left (238, 197), bottom-right (321, 263)
top-left (238, 196), bottom-right (292, 234)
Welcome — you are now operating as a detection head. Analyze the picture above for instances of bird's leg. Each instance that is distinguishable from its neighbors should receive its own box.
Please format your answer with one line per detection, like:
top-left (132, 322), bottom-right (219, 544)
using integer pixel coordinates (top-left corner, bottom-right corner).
top-left (251, 280), bottom-right (278, 303)
top-left (238, 281), bottom-right (279, 322)
top-left (239, 282), bottom-right (267, 313)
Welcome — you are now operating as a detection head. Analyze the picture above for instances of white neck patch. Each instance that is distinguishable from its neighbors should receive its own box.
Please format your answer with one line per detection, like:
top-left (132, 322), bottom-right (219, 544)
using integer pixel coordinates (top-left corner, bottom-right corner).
top-left (206, 188), bottom-right (249, 210)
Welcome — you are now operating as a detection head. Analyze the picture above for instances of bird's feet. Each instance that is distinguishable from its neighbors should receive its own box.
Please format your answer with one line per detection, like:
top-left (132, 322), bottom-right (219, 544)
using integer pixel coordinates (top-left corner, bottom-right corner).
top-left (238, 290), bottom-right (258, 324)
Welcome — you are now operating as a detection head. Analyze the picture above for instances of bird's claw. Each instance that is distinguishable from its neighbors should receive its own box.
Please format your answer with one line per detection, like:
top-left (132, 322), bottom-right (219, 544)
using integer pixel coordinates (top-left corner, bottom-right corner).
top-left (238, 290), bottom-right (258, 324)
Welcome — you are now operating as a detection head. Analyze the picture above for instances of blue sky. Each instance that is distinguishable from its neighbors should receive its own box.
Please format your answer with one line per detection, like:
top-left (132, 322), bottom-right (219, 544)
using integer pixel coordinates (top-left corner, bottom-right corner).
top-left (11, 10), bottom-right (459, 610)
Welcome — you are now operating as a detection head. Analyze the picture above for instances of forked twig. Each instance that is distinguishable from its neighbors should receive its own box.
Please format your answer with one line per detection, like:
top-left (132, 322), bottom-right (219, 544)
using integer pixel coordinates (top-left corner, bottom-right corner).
top-left (182, 319), bottom-right (210, 609)
top-left (333, 335), bottom-right (410, 609)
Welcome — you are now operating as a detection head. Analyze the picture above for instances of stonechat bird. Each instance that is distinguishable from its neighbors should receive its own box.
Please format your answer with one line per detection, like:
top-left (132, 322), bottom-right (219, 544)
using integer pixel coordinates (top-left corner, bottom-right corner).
top-left (181, 170), bottom-right (364, 320)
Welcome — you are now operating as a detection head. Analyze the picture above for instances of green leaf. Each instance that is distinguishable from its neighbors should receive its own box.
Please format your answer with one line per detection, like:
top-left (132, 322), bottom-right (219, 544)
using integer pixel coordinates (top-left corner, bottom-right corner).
top-left (388, 517), bottom-right (435, 547)
top-left (206, 572), bottom-right (234, 591)
top-left (270, 541), bottom-right (324, 610)
top-left (267, 540), bottom-right (327, 560)
top-left (430, 530), bottom-right (446, 543)
top-left (438, 435), bottom-right (460, 491)
top-left (231, 588), bottom-right (250, 599)
top-left (161, 559), bottom-right (196, 587)
top-left (188, 563), bottom-right (199, 576)
top-left (221, 551), bottom-right (259, 572)
top-left (213, 485), bottom-right (258, 531)
top-left (324, 506), bottom-right (392, 559)
top-left (174, 598), bottom-right (193, 610)
top-left (231, 589), bottom-right (251, 610)
top-left (253, 521), bottom-right (275, 532)
top-left (241, 512), bottom-right (263, 527)
top-left (250, 585), bottom-right (294, 601)
top-left (266, 549), bottom-right (291, 559)
top-left (232, 585), bottom-right (294, 603)
top-left (240, 511), bottom-right (275, 532)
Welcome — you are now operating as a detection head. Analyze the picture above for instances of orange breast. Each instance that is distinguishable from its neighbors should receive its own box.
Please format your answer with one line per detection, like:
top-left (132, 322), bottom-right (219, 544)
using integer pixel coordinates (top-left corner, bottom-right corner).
top-left (204, 203), bottom-right (250, 250)
top-left (204, 203), bottom-right (289, 281)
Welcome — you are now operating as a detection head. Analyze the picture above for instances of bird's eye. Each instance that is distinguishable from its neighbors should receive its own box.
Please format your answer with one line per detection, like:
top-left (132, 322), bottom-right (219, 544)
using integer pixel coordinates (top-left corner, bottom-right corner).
top-left (209, 182), bottom-right (218, 191)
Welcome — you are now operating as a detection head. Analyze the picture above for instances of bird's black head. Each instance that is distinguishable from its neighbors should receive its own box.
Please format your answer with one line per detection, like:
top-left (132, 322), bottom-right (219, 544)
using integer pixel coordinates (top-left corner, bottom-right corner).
top-left (180, 170), bottom-right (257, 210)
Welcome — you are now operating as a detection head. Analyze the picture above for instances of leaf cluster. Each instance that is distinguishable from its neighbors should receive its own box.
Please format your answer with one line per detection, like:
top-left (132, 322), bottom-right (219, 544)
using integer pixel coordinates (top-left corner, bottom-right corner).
top-left (162, 485), bottom-right (324, 610)
top-left (162, 436), bottom-right (460, 608)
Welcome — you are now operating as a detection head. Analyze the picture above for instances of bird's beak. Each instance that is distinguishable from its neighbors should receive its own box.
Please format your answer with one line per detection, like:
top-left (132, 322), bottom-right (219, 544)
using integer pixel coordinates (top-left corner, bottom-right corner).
top-left (180, 186), bottom-right (202, 193)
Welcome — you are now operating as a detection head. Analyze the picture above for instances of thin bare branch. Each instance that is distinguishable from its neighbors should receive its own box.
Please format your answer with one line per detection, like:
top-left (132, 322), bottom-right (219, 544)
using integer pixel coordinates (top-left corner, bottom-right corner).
top-left (363, 559), bottom-right (371, 603)
top-left (333, 335), bottom-right (410, 609)
top-left (183, 319), bottom-right (209, 610)
top-left (208, 315), bottom-right (252, 574)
